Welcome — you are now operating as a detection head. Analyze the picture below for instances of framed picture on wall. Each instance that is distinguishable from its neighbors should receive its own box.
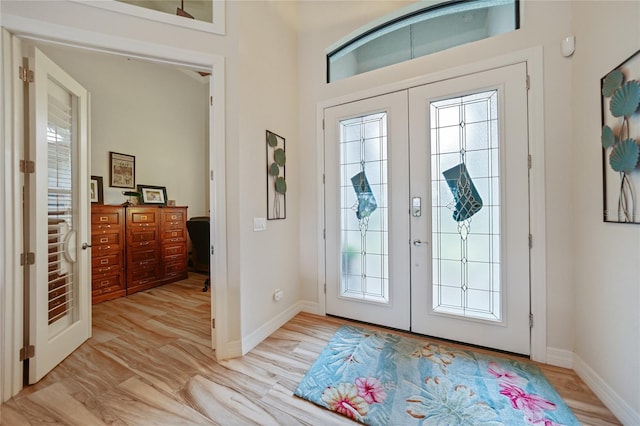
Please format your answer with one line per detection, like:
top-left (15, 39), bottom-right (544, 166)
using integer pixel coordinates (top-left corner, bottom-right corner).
top-left (109, 151), bottom-right (136, 189)
top-left (138, 184), bottom-right (168, 205)
top-left (90, 175), bottom-right (103, 203)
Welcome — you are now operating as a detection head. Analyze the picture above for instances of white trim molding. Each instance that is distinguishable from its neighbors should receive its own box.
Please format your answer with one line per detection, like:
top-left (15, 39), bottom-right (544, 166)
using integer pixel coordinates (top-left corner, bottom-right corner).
top-left (573, 353), bottom-right (640, 425)
top-left (546, 347), bottom-right (574, 369)
top-left (69, 0), bottom-right (225, 36)
top-left (240, 301), bottom-right (309, 356)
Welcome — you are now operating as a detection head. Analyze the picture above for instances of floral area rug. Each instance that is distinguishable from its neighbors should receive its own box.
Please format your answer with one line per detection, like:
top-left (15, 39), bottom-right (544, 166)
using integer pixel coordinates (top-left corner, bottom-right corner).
top-left (294, 325), bottom-right (579, 426)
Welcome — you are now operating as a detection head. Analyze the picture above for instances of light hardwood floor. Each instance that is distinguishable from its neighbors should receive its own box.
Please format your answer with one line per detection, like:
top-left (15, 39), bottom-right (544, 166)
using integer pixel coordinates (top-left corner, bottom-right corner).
top-left (1, 273), bottom-right (621, 425)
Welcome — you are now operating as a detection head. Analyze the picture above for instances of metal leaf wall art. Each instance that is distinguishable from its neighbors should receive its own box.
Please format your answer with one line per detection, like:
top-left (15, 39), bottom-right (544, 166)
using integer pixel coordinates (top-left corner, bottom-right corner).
top-left (601, 50), bottom-right (640, 223)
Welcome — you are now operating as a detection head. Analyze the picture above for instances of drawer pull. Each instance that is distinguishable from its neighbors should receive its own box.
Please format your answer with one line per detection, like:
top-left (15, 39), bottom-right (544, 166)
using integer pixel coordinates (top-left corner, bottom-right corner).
top-left (171, 215), bottom-right (177, 220)
top-left (98, 245), bottom-right (111, 250)
top-left (100, 259), bottom-right (109, 265)
top-left (171, 232), bottom-right (177, 237)
top-left (100, 237), bottom-right (109, 243)
top-left (140, 215), bottom-right (147, 220)
top-left (99, 216), bottom-right (108, 222)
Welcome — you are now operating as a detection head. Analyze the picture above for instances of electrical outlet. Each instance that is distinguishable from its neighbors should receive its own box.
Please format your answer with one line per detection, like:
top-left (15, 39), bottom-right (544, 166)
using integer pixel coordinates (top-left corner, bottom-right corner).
top-left (253, 217), bottom-right (267, 232)
top-left (273, 288), bottom-right (283, 302)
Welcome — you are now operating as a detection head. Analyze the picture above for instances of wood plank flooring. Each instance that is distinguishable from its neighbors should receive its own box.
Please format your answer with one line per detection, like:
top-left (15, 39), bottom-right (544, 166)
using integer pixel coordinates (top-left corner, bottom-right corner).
top-left (1, 273), bottom-right (621, 425)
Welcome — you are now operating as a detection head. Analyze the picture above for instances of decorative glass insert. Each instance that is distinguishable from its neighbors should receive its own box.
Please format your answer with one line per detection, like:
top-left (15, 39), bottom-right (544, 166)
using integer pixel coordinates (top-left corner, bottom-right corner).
top-left (327, 0), bottom-right (519, 82)
top-left (340, 113), bottom-right (389, 304)
top-left (431, 90), bottom-right (501, 321)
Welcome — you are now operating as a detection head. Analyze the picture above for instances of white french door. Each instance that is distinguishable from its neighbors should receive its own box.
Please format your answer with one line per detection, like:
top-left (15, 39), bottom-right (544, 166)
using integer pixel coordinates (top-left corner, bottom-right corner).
top-left (324, 92), bottom-right (411, 330)
top-left (325, 63), bottom-right (531, 354)
top-left (26, 46), bottom-right (91, 383)
top-left (409, 63), bottom-right (530, 355)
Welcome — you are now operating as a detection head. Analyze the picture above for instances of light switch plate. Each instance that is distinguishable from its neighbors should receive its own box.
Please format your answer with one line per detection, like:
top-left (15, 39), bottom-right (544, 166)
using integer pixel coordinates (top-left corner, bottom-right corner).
top-left (253, 217), bottom-right (267, 232)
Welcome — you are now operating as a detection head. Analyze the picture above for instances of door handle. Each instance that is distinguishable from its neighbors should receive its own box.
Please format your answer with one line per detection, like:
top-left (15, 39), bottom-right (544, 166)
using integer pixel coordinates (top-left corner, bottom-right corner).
top-left (82, 242), bottom-right (92, 250)
top-left (412, 239), bottom-right (426, 246)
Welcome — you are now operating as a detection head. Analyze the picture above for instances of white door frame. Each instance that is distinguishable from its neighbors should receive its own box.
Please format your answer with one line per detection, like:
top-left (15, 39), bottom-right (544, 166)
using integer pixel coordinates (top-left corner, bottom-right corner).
top-left (1, 19), bottom-right (229, 399)
top-left (317, 47), bottom-right (548, 363)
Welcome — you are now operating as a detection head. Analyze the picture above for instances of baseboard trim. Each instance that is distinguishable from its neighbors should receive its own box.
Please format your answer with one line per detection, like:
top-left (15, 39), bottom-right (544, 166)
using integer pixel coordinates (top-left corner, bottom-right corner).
top-left (546, 347), bottom-right (573, 369)
top-left (298, 300), bottom-right (320, 315)
top-left (226, 339), bottom-right (243, 359)
top-left (573, 353), bottom-right (640, 425)
top-left (240, 301), bottom-right (307, 356)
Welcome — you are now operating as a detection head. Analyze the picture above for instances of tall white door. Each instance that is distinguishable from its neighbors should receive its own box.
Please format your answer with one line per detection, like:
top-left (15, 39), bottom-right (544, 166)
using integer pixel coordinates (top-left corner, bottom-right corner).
top-left (409, 63), bottom-right (530, 355)
top-left (324, 92), bottom-right (411, 330)
top-left (324, 63), bottom-right (530, 355)
top-left (25, 46), bottom-right (91, 383)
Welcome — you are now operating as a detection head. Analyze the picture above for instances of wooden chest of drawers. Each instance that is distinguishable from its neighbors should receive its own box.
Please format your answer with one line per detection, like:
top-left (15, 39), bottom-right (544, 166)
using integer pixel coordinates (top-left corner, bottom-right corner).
top-left (91, 205), bottom-right (188, 303)
top-left (91, 205), bottom-right (126, 304)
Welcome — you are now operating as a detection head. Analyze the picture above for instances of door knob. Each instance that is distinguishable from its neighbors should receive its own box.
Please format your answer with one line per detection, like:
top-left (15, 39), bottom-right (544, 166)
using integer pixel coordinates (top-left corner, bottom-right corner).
top-left (412, 239), bottom-right (426, 246)
top-left (82, 242), bottom-right (92, 250)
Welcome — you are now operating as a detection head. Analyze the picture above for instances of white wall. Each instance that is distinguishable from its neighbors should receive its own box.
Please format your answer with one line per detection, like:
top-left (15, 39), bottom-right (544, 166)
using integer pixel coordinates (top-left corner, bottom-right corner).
top-left (234, 0), bottom-right (301, 347)
top-left (33, 44), bottom-right (209, 215)
top-left (571, 1), bottom-right (640, 422)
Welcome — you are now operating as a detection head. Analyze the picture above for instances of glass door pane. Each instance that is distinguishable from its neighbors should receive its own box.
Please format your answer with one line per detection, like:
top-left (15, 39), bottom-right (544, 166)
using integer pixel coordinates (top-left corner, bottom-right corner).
top-left (430, 90), bottom-right (502, 321)
top-left (339, 113), bottom-right (389, 304)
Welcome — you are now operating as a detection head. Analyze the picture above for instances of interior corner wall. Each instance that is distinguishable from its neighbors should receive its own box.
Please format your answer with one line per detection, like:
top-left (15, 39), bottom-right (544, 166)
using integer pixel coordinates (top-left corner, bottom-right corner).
top-left (297, 0), bottom-right (574, 351)
top-left (232, 0), bottom-right (301, 347)
top-left (571, 1), bottom-right (640, 420)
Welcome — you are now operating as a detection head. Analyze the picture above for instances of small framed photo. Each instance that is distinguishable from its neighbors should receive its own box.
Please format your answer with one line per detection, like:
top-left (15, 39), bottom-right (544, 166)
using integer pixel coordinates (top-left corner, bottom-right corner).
top-left (90, 175), bottom-right (104, 203)
top-left (109, 152), bottom-right (136, 189)
top-left (137, 184), bottom-right (167, 205)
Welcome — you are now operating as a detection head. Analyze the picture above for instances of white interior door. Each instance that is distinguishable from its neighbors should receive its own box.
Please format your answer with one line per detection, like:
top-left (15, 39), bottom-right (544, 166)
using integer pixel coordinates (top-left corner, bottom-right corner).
top-left (26, 46), bottom-right (91, 383)
top-left (324, 92), bottom-right (410, 330)
top-left (409, 63), bottom-right (530, 355)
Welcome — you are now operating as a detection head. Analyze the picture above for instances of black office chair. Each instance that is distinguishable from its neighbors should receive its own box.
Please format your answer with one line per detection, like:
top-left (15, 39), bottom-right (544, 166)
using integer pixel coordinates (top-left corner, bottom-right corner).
top-left (186, 216), bottom-right (210, 292)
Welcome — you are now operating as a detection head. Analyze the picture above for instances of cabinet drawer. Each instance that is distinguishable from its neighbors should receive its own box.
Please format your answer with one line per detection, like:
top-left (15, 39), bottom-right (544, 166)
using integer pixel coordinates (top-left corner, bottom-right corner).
top-left (162, 227), bottom-right (185, 241)
top-left (130, 267), bottom-right (158, 285)
top-left (91, 212), bottom-right (121, 225)
top-left (162, 244), bottom-right (185, 258)
top-left (130, 248), bottom-right (156, 262)
top-left (92, 274), bottom-right (124, 292)
top-left (92, 254), bottom-right (120, 269)
top-left (93, 264), bottom-right (121, 276)
top-left (92, 233), bottom-right (120, 246)
top-left (130, 211), bottom-right (157, 224)
top-left (130, 230), bottom-right (157, 243)
top-left (162, 210), bottom-right (185, 225)
top-left (164, 261), bottom-right (186, 278)
top-left (91, 244), bottom-right (121, 255)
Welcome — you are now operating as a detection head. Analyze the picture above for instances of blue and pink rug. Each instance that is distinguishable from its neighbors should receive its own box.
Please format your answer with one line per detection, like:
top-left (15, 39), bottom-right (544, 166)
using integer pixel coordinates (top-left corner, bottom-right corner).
top-left (294, 325), bottom-right (579, 425)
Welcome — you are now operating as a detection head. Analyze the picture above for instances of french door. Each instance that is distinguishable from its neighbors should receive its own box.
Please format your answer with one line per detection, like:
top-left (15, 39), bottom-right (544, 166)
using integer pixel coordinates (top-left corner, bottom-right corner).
top-left (325, 63), bottom-right (531, 354)
top-left (25, 46), bottom-right (91, 382)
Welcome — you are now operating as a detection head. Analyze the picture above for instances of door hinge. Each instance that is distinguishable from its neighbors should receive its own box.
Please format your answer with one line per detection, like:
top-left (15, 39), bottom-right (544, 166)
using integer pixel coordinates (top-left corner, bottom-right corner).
top-left (322, 119), bottom-right (325, 130)
top-left (526, 74), bottom-right (530, 90)
top-left (529, 313), bottom-right (534, 328)
top-left (19, 65), bottom-right (34, 83)
top-left (322, 174), bottom-right (325, 184)
top-left (210, 245), bottom-right (215, 255)
top-left (20, 252), bottom-right (35, 266)
top-left (527, 155), bottom-right (532, 169)
top-left (323, 229), bottom-right (326, 239)
top-left (212, 318), bottom-right (215, 329)
top-left (324, 283), bottom-right (326, 294)
top-left (20, 345), bottom-right (35, 361)
top-left (20, 160), bottom-right (35, 173)
top-left (528, 234), bottom-right (533, 249)
top-left (210, 96), bottom-right (213, 106)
